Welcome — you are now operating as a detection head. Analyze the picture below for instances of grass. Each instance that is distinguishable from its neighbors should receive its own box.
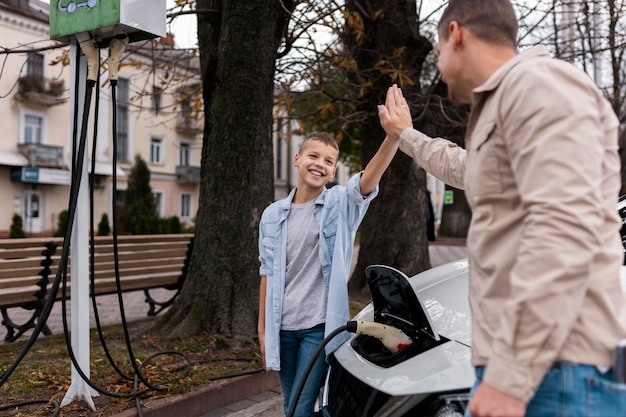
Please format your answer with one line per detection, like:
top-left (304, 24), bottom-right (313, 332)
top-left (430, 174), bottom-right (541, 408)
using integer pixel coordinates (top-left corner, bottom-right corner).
top-left (0, 300), bottom-right (370, 416)
top-left (0, 319), bottom-right (263, 417)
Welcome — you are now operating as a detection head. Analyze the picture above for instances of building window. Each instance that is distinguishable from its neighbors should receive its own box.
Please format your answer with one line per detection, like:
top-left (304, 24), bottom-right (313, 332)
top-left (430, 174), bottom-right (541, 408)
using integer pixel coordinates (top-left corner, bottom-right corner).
top-left (181, 193), bottom-right (192, 219)
top-left (150, 137), bottom-right (163, 165)
top-left (180, 97), bottom-right (191, 119)
top-left (115, 190), bottom-right (125, 219)
top-left (27, 53), bottom-right (44, 79)
top-left (152, 86), bottom-right (162, 113)
top-left (10, 0), bottom-right (29, 9)
top-left (116, 78), bottom-right (129, 162)
top-left (179, 141), bottom-right (191, 166)
top-left (177, 97), bottom-right (193, 129)
top-left (23, 114), bottom-right (43, 144)
top-left (153, 191), bottom-right (164, 217)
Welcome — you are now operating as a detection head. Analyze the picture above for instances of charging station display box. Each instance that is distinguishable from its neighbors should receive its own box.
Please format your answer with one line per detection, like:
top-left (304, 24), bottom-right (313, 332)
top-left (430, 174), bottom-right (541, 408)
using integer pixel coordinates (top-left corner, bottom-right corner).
top-left (50, 0), bottom-right (166, 44)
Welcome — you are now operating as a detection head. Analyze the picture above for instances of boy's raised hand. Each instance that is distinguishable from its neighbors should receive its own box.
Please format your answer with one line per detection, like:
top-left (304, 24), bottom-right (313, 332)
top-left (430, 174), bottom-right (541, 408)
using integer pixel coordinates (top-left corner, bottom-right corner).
top-left (378, 85), bottom-right (413, 140)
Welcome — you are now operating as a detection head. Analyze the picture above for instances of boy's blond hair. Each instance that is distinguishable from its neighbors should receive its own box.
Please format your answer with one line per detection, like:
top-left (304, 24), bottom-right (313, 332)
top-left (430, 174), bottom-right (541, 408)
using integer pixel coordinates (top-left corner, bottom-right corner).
top-left (299, 132), bottom-right (340, 155)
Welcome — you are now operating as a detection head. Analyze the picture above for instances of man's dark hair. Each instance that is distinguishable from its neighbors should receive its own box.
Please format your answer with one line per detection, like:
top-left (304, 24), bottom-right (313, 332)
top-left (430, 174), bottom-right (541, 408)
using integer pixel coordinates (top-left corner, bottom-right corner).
top-left (438, 0), bottom-right (518, 49)
top-left (300, 132), bottom-right (340, 154)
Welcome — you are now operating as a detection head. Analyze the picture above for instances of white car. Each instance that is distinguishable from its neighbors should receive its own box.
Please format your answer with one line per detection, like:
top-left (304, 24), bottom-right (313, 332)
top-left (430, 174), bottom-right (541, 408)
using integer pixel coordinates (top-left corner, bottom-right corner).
top-left (320, 197), bottom-right (626, 417)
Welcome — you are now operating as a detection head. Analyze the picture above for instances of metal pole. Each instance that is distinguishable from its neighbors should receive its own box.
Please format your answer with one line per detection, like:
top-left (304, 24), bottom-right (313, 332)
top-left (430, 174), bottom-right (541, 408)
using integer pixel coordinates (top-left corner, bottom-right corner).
top-left (61, 39), bottom-right (98, 410)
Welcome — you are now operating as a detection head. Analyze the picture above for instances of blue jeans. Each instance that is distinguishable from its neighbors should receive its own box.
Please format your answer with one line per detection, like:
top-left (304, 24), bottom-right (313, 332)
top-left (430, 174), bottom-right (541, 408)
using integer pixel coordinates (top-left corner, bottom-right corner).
top-left (280, 325), bottom-right (326, 417)
top-left (465, 363), bottom-right (626, 417)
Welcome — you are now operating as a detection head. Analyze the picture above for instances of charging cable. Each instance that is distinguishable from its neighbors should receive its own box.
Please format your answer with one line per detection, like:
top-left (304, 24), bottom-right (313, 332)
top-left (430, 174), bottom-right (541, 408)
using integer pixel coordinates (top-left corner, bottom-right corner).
top-left (286, 320), bottom-right (413, 417)
top-left (0, 34), bottom-right (185, 415)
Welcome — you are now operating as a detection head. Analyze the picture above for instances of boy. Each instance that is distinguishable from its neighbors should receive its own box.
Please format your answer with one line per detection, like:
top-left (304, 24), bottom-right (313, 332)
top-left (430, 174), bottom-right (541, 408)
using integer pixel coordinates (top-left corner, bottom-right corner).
top-left (258, 131), bottom-right (398, 417)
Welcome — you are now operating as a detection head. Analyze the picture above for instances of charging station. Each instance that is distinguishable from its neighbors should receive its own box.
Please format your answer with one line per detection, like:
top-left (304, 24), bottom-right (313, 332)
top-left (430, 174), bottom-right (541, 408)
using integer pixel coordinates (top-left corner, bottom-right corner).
top-left (50, 0), bottom-right (166, 45)
top-left (47, 0), bottom-right (165, 410)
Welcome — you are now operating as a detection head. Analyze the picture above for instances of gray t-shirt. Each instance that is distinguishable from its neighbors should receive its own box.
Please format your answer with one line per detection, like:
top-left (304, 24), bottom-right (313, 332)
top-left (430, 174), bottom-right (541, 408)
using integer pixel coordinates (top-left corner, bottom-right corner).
top-left (281, 199), bottom-right (326, 330)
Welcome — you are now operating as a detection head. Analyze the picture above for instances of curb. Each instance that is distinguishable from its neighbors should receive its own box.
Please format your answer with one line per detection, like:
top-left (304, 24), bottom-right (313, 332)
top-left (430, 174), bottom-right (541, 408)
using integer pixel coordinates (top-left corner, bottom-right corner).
top-left (112, 371), bottom-right (280, 417)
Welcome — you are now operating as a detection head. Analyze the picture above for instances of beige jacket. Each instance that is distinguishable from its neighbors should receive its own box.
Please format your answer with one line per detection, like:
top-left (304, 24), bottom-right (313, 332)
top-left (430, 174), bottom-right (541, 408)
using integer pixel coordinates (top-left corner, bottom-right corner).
top-left (399, 46), bottom-right (626, 403)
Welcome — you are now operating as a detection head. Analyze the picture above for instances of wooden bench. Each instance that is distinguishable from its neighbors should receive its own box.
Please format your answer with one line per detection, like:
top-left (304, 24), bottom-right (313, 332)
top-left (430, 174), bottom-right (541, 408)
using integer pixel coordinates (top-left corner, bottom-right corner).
top-left (0, 234), bottom-right (193, 342)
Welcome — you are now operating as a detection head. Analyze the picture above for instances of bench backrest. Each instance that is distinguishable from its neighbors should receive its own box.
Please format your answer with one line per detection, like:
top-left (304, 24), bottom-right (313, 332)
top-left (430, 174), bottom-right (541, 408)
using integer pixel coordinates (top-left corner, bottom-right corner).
top-left (0, 238), bottom-right (58, 308)
top-left (0, 234), bottom-right (194, 306)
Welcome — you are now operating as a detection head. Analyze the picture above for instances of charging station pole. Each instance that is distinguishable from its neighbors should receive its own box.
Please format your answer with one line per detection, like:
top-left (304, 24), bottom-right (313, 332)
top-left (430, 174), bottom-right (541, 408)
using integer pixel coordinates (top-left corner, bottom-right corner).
top-left (49, 0), bottom-right (166, 409)
top-left (61, 38), bottom-right (98, 409)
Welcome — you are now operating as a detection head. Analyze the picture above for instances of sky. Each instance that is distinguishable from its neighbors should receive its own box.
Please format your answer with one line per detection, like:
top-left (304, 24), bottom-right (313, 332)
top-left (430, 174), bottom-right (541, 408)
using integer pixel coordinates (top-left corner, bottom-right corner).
top-left (166, 0), bottom-right (197, 49)
top-left (38, 1), bottom-right (446, 50)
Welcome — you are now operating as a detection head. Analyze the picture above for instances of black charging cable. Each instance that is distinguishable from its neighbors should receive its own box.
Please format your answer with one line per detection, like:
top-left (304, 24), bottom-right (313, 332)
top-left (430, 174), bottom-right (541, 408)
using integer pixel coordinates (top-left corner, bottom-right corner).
top-left (0, 39), bottom-right (189, 415)
top-left (285, 324), bottom-right (350, 417)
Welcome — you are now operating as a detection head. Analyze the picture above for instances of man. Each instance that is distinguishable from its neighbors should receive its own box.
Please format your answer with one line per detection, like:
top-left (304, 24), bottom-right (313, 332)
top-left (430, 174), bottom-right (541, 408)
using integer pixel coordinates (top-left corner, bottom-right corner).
top-left (377, 1), bottom-right (626, 416)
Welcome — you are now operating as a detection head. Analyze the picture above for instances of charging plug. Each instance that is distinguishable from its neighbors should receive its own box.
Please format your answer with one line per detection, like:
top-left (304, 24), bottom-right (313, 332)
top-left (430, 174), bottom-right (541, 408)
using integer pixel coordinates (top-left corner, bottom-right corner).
top-left (78, 38), bottom-right (100, 82)
top-left (108, 36), bottom-right (129, 83)
top-left (347, 320), bottom-right (413, 353)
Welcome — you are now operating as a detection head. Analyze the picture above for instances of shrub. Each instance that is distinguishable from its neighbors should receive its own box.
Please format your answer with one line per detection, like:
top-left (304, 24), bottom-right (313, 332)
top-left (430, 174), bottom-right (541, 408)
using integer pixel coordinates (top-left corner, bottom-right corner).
top-left (119, 155), bottom-right (158, 234)
top-left (9, 213), bottom-right (27, 238)
top-left (53, 210), bottom-right (68, 237)
top-left (135, 214), bottom-right (151, 235)
top-left (97, 213), bottom-right (111, 236)
top-left (166, 216), bottom-right (182, 234)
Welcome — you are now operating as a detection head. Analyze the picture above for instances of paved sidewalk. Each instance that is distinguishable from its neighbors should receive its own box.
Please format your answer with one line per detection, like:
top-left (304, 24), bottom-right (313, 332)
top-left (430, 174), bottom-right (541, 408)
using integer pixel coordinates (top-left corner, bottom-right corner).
top-left (201, 386), bottom-right (284, 417)
top-left (0, 287), bottom-right (178, 343)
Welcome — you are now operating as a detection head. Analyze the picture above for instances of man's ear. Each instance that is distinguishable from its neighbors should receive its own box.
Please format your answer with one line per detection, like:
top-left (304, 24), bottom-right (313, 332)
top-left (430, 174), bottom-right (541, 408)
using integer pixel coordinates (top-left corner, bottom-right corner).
top-left (449, 21), bottom-right (463, 48)
top-left (293, 153), bottom-right (300, 167)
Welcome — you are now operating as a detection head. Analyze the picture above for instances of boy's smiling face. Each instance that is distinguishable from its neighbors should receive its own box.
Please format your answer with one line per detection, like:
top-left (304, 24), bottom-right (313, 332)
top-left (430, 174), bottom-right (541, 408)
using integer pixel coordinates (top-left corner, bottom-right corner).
top-left (294, 139), bottom-right (338, 191)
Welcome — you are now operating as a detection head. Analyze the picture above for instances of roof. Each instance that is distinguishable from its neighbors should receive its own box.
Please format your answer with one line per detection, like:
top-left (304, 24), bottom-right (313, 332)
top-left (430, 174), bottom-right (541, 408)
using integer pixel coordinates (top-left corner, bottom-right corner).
top-left (0, 0), bottom-right (49, 24)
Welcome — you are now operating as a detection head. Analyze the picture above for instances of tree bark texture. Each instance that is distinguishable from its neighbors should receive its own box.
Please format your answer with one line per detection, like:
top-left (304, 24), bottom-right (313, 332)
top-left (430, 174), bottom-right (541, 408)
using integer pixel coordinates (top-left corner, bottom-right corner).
top-left (156, 0), bottom-right (294, 345)
top-left (343, 0), bottom-right (433, 300)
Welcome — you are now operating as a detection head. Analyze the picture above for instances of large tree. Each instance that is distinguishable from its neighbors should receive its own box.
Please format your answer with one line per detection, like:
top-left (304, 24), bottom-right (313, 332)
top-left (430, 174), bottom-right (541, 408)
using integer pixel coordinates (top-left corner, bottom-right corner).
top-left (156, 0), bottom-right (295, 344)
top-left (340, 1), bottom-right (434, 300)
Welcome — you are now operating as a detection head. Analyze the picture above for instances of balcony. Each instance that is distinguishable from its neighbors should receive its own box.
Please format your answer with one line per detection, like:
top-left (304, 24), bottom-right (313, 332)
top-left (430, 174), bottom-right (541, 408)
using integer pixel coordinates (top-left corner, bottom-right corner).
top-left (175, 114), bottom-right (203, 135)
top-left (17, 75), bottom-right (67, 107)
top-left (18, 143), bottom-right (65, 168)
top-left (176, 165), bottom-right (201, 184)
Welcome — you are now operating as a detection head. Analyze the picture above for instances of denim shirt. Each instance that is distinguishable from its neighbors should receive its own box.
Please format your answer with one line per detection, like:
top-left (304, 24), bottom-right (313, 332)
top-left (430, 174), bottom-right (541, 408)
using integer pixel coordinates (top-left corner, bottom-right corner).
top-left (259, 173), bottom-right (378, 371)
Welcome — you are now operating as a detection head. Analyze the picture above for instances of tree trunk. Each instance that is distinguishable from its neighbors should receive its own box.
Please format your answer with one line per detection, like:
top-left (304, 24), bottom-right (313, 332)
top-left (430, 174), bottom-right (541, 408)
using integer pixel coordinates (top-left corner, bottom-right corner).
top-left (155, 0), bottom-right (294, 346)
top-left (343, 0), bottom-right (433, 301)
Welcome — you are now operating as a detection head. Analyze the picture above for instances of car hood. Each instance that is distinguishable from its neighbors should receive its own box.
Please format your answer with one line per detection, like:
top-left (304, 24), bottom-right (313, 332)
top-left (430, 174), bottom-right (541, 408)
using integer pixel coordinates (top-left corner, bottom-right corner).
top-left (333, 259), bottom-right (474, 396)
top-left (410, 259), bottom-right (472, 346)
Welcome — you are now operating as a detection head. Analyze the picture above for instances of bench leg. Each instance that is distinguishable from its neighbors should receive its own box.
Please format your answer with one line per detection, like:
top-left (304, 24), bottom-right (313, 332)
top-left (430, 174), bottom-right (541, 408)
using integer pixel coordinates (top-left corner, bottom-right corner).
top-left (144, 288), bottom-right (180, 317)
top-left (1, 305), bottom-right (52, 343)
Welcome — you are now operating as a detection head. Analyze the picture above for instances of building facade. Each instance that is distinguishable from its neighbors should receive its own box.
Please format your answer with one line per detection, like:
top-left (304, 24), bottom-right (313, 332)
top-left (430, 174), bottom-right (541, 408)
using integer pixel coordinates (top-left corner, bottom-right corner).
top-left (0, 0), bottom-right (350, 238)
top-left (0, 0), bottom-right (203, 237)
